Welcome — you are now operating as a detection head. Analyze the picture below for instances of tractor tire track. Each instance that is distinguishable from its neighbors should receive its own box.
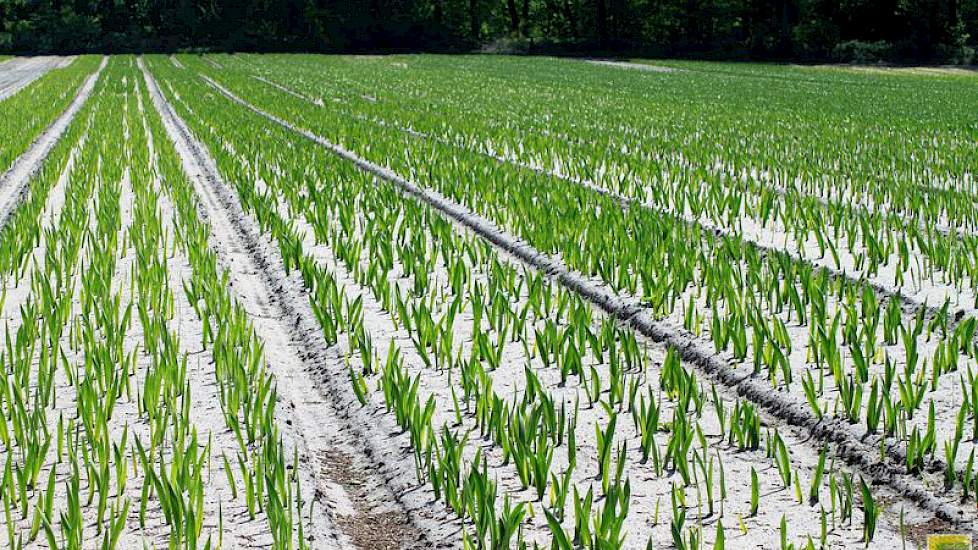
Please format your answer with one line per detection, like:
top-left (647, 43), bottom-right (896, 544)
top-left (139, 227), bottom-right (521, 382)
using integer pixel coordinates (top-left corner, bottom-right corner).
top-left (199, 72), bottom-right (978, 537)
top-left (141, 57), bottom-right (454, 550)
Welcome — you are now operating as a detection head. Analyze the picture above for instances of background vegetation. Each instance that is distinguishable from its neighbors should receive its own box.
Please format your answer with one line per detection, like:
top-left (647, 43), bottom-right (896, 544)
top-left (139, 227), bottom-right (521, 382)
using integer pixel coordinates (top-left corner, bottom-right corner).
top-left (1, 0), bottom-right (976, 64)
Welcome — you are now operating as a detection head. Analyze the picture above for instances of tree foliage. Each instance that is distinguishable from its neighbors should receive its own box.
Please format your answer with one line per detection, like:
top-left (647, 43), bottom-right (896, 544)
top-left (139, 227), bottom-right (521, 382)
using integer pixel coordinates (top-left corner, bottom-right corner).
top-left (0, 0), bottom-right (975, 62)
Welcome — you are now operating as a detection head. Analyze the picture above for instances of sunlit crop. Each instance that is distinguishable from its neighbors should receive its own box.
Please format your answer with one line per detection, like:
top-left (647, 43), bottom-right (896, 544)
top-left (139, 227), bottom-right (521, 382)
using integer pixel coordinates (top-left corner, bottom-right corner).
top-left (1, 52), bottom-right (976, 548)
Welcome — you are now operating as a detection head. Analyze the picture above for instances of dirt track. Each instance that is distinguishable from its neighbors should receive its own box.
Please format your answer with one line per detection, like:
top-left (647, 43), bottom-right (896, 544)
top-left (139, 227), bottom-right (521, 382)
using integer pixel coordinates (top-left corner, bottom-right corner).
top-left (0, 56), bottom-right (76, 100)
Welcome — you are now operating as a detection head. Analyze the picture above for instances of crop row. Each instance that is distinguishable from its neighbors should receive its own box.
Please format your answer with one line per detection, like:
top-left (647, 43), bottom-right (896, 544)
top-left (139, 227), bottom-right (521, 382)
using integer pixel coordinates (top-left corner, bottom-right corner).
top-left (232, 55), bottom-right (978, 235)
top-left (143, 54), bottom-right (941, 548)
top-left (0, 56), bottom-right (317, 549)
top-left (167, 53), bottom-right (978, 519)
top-left (2, 52), bottom-right (971, 549)
top-left (0, 56), bottom-right (100, 177)
top-left (224, 54), bottom-right (978, 320)
top-left (226, 55), bottom-right (978, 300)
top-left (217, 55), bottom-right (974, 328)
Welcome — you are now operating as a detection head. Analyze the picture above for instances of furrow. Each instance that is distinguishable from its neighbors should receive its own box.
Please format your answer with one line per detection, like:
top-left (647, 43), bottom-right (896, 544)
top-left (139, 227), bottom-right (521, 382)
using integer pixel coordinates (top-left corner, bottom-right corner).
top-left (0, 56), bottom-right (67, 101)
top-left (141, 57), bottom-right (452, 550)
top-left (244, 70), bottom-right (978, 337)
top-left (198, 72), bottom-right (978, 536)
top-left (0, 56), bottom-right (107, 228)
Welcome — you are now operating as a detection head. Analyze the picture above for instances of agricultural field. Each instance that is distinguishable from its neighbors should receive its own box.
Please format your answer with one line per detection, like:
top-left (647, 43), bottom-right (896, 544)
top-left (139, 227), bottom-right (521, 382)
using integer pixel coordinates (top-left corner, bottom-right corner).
top-left (0, 53), bottom-right (976, 550)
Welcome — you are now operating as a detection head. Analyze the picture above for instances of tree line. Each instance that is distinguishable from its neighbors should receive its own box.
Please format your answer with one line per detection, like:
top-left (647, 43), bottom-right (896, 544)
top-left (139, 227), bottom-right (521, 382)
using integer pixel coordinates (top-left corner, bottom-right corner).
top-left (1, 0), bottom-right (975, 63)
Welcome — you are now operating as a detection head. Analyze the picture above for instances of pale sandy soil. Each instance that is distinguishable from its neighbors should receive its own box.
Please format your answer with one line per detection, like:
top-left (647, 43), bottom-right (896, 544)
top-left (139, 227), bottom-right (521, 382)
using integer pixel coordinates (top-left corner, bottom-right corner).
top-left (2, 52), bottom-right (972, 549)
top-left (142, 57), bottom-right (455, 549)
top-left (0, 56), bottom-right (77, 100)
top-left (802, 64), bottom-right (978, 77)
top-left (170, 62), bottom-right (972, 547)
top-left (585, 59), bottom-right (678, 72)
top-left (230, 68), bottom-right (978, 486)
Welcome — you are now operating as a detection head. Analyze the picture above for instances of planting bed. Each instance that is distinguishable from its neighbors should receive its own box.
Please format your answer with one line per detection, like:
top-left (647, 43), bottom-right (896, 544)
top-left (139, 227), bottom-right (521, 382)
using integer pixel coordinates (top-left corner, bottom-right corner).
top-left (0, 53), bottom-right (977, 549)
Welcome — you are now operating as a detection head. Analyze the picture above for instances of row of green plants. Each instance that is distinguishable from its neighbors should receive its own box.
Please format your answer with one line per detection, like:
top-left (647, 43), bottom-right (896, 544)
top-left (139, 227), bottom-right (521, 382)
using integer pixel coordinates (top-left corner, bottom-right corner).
top-left (1, 54), bottom-right (310, 550)
top-left (138, 57), bottom-right (315, 549)
top-left (145, 54), bottom-right (905, 549)
top-left (231, 53), bottom-right (978, 318)
top-left (233, 54), bottom-right (978, 248)
top-left (0, 56), bottom-right (100, 176)
top-left (0, 58), bottom-right (131, 549)
top-left (223, 54), bottom-right (978, 334)
top-left (176, 54), bottom-right (978, 500)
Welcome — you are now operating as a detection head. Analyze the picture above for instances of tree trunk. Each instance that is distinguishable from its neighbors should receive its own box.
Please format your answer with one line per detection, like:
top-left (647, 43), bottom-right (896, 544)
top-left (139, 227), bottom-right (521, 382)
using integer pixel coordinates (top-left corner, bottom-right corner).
top-left (470, 0), bottom-right (480, 40)
top-left (521, 0), bottom-right (530, 35)
top-left (779, 0), bottom-right (795, 56)
top-left (563, 0), bottom-right (578, 38)
top-left (685, 0), bottom-right (698, 50)
top-left (507, 0), bottom-right (520, 34)
top-left (596, 0), bottom-right (607, 47)
top-left (949, 0), bottom-right (959, 35)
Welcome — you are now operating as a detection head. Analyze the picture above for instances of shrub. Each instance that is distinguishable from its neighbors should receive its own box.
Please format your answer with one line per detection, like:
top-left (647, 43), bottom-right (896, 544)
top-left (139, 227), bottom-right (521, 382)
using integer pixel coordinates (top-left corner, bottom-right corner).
top-left (832, 40), bottom-right (893, 64)
top-left (480, 36), bottom-right (533, 54)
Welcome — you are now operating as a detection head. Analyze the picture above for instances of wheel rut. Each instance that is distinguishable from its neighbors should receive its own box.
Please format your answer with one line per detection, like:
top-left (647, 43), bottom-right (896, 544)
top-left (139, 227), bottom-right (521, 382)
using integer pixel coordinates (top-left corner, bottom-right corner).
top-left (140, 56), bottom-right (449, 550)
top-left (195, 67), bottom-right (978, 537)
